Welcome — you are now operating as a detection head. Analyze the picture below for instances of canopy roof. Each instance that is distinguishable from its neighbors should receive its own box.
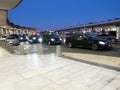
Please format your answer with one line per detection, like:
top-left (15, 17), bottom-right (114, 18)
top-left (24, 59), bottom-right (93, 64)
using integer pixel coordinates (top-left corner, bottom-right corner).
top-left (0, 0), bottom-right (22, 10)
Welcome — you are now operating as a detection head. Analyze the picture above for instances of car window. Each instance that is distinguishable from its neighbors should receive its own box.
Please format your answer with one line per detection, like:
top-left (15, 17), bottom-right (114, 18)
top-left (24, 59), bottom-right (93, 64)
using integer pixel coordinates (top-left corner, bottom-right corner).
top-left (2, 36), bottom-right (7, 38)
top-left (9, 34), bottom-right (19, 38)
top-left (74, 35), bottom-right (84, 40)
top-left (86, 34), bottom-right (99, 39)
top-left (7, 36), bottom-right (16, 39)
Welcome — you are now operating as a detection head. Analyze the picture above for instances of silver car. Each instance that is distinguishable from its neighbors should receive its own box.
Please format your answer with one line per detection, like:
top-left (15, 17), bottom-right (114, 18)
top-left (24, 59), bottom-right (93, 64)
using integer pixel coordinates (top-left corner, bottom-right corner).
top-left (6, 36), bottom-right (20, 46)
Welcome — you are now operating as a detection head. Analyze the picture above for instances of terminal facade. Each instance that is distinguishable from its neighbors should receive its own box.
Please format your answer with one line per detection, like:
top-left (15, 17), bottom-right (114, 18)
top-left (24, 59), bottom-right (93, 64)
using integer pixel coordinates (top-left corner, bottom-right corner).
top-left (54, 19), bottom-right (120, 40)
top-left (0, 0), bottom-right (36, 36)
top-left (0, 0), bottom-right (120, 39)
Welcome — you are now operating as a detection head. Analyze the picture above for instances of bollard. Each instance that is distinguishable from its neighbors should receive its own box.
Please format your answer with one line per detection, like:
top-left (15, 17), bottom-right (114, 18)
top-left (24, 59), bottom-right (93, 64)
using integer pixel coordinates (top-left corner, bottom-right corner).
top-left (3, 41), bottom-right (6, 49)
top-left (8, 43), bottom-right (14, 53)
top-left (5, 42), bottom-right (9, 50)
top-left (1, 41), bottom-right (3, 48)
top-left (0, 42), bottom-right (1, 46)
top-left (0, 42), bottom-right (2, 47)
top-left (0, 41), bottom-right (2, 47)
top-left (5, 42), bottom-right (9, 51)
top-left (38, 44), bottom-right (44, 54)
top-left (56, 45), bottom-right (62, 57)
top-left (19, 45), bottom-right (26, 55)
top-left (1, 41), bottom-right (4, 48)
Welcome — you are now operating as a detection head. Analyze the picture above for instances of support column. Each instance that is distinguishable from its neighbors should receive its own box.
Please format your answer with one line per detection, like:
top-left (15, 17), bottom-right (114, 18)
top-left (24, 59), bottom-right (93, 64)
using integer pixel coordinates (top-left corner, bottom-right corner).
top-left (0, 10), bottom-right (8, 26)
top-left (10, 29), bottom-right (13, 34)
top-left (1, 28), bottom-right (4, 34)
top-left (0, 27), bottom-right (2, 35)
top-left (116, 26), bottom-right (120, 40)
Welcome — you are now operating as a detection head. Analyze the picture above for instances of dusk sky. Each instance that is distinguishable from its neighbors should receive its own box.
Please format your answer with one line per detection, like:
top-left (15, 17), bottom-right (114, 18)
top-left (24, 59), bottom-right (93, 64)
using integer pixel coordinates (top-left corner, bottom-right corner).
top-left (8, 0), bottom-right (120, 31)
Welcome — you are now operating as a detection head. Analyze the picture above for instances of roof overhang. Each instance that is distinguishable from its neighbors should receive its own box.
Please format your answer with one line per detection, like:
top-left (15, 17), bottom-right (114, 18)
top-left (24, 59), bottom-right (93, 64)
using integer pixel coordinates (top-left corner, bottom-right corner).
top-left (0, 0), bottom-right (22, 10)
top-left (55, 19), bottom-right (120, 31)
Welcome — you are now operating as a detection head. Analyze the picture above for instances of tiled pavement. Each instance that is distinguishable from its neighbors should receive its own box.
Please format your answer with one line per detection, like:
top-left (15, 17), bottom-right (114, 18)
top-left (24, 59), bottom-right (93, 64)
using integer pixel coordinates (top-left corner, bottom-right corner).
top-left (0, 47), bottom-right (120, 90)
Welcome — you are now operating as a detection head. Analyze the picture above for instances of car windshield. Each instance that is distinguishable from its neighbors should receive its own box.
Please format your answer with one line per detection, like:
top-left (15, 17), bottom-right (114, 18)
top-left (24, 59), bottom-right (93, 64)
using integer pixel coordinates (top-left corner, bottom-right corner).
top-left (2, 36), bottom-right (7, 38)
top-left (30, 35), bottom-right (41, 38)
top-left (50, 34), bottom-right (59, 38)
top-left (85, 34), bottom-right (99, 39)
top-left (19, 34), bottom-right (27, 38)
top-left (7, 36), bottom-right (16, 39)
top-left (65, 33), bottom-right (72, 36)
top-left (10, 34), bottom-right (19, 38)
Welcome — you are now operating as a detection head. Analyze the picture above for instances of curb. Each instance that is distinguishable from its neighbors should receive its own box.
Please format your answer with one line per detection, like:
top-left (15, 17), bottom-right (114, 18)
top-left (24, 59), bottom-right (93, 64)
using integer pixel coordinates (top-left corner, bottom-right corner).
top-left (62, 55), bottom-right (120, 71)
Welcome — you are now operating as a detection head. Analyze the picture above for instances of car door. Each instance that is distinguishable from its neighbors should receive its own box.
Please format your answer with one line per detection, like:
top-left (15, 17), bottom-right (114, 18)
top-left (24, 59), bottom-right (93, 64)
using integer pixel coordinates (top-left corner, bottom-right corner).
top-left (76, 35), bottom-right (91, 47)
top-left (72, 34), bottom-right (83, 46)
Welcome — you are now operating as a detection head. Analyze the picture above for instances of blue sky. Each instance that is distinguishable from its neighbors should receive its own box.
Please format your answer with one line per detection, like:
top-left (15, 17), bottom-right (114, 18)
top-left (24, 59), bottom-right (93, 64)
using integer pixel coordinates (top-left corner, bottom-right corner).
top-left (8, 0), bottom-right (120, 31)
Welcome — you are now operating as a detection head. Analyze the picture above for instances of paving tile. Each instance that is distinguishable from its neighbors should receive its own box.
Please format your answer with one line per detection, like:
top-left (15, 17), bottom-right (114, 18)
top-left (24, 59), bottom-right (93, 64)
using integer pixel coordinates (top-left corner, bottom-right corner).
top-left (0, 82), bottom-right (15, 90)
top-left (107, 79), bottom-right (120, 88)
top-left (14, 76), bottom-right (51, 90)
top-left (42, 68), bottom-right (71, 82)
top-left (102, 85), bottom-right (118, 90)
top-left (61, 81), bottom-right (90, 90)
top-left (20, 63), bottom-right (66, 79)
top-left (41, 84), bottom-right (66, 90)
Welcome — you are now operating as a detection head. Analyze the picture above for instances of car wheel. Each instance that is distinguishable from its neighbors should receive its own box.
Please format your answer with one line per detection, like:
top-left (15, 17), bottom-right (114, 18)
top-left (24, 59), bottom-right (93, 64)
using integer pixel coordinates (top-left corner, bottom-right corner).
top-left (67, 42), bottom-right (73, 48)
top-left (91, 44), bottom-right (98, 50)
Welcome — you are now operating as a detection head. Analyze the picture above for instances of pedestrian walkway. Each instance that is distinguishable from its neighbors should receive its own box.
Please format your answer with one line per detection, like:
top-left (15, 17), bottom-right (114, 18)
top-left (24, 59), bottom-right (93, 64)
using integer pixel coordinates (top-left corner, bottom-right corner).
top-left (0, 47), bottom-right (13, 58)
top-left (0, 47), bottom-right (120, 90)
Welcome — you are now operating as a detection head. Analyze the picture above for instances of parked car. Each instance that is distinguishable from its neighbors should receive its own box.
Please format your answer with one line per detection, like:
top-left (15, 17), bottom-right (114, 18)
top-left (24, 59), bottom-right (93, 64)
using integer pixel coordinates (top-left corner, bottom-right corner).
top-left (9, 34), bottom-right (19, 39)
top-left (43, 33), bottom-right (62, 45)
top-left (18, 34), bottom-right (28, 42)
top-left (28, 35), bottom-right (42, 44)
top-left (0, 35), bottom-right (7, 41)
top-left (96, 34), bottom-right (116, 42)
top-left (65, 34), bottom-right (112, 50)
top-left (6, 35), bottom-right (20, 46)
top-left (62, 33), bottom-right (73, 44)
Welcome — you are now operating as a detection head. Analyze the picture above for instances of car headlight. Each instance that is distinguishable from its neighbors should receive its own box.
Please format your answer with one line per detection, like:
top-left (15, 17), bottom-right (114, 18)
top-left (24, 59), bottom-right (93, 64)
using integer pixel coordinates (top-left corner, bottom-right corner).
top-left (99, 41), bottom-right (105, 45)
top-left (51, 38), bottom-right (55, 41)
top-left (20, 37), bottom-right (23, 40)
top-left (33, 37), bottom-right (36, 40)
top-left (60, 38), bottom-right (62, 41)
top-left (39, 38), bottom-right (43, 42)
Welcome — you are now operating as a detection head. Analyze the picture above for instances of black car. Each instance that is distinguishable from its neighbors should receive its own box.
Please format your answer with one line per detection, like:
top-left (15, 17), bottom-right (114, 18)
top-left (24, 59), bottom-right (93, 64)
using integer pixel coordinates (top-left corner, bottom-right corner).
top-left (43, 33), bottom-right (62, 45)
top-left (62, 33), bottom-right (73, 44)
top-left (28, 35), bottom-right (42, 44)
top-left (18, 34), bottom-right (28, 42)
top-left (65, 34), bottom-right (112, 50)
top-left (9, 34), bottom-right (19, 39)
top-left (96, 34), bottom-right (116, 42)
